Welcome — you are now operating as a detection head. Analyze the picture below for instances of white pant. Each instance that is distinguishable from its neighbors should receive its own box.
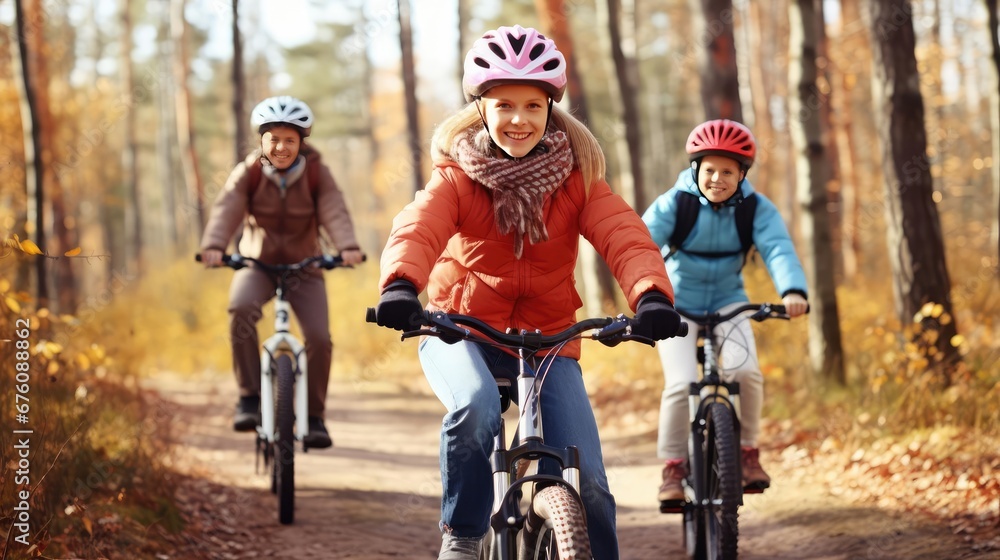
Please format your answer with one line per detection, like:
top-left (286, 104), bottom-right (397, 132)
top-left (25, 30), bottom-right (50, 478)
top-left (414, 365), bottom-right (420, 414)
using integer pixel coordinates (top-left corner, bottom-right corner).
top-left (656, 302), bottom-right (764, 459)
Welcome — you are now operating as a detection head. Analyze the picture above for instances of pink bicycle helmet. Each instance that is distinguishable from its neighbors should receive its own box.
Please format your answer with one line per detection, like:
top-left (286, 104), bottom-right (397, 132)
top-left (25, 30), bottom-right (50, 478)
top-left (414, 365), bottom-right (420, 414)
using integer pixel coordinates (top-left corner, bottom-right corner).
top-left (685, 119), bottom-right (757, 168)
top-left (462, 25), bottom-right (568, 103)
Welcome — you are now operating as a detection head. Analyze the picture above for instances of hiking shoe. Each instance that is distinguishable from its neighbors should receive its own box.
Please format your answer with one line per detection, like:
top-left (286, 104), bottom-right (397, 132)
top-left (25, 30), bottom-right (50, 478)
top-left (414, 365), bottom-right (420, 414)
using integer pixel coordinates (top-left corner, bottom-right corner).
top-left (742, 446), bottom-right (771, 491)
top-left (233, 395), bottom-right (260, 432)
top-left (658, 458), bottom-right (688, 504)
top-left (438, 533), bottom-right (483, 560)
top-left (302, 416), bottom-right (332, 449)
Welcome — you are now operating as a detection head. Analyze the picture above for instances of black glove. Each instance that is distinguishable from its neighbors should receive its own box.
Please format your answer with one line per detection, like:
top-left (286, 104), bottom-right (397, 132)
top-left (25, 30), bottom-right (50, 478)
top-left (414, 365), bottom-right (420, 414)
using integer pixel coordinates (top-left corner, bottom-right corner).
top-left (375, 280), bottom-right (424, 331)
top-left (633, 291), bottom-right (682, 341)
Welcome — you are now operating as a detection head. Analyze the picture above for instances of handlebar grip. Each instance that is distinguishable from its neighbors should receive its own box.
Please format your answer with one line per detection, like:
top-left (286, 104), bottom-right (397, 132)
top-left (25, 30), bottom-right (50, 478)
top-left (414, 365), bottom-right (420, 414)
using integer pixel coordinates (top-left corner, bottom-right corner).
top-left (365, 307), bottom-right (377, 323)
top-left (194, 253), bottom-right (201, 262)
top-left (675, 322), bottom-right (689, 338)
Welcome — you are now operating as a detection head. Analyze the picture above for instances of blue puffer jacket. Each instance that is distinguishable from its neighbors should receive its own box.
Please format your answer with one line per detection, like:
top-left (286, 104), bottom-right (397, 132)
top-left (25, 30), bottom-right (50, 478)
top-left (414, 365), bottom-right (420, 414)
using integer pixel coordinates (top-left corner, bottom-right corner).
top-left (641, 170), bottom-right (808, 314)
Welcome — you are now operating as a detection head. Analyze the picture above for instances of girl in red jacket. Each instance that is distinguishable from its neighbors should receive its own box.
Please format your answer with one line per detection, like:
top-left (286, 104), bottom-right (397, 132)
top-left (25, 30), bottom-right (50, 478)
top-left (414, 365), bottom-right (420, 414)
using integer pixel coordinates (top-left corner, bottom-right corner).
top-left (374, 26), bottom-right (681, 560)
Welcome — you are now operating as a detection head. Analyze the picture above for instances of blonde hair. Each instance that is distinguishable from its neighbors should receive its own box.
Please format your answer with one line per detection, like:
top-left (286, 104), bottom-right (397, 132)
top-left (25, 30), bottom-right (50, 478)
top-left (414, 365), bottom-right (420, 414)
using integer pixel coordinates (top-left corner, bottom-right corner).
top-left (431, 102), bottom-right (606, 191)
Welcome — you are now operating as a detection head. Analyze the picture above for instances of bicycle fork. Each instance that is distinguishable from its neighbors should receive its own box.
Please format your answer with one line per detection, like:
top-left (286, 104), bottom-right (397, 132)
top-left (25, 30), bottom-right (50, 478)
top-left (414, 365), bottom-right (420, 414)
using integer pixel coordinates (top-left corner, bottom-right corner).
top-left (687, 333), bottom-right (743, 503)
top-left (258, 291), bottom-right (309, 448)
top-left (488, 351), bottom-right (584, 554)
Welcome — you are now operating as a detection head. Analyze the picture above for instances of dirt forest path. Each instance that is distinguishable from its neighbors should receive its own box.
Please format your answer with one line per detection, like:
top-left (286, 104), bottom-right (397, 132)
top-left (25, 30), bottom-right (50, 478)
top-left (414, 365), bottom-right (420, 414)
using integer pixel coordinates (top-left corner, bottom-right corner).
top-left (146, 373), bottom-right (990, 560)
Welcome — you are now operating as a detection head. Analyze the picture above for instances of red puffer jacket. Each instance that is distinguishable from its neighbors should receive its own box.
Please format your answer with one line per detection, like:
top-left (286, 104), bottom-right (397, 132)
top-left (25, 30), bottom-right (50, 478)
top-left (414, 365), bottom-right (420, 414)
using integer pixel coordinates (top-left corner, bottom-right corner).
top-left (379, 162), bottom-right (674, 358)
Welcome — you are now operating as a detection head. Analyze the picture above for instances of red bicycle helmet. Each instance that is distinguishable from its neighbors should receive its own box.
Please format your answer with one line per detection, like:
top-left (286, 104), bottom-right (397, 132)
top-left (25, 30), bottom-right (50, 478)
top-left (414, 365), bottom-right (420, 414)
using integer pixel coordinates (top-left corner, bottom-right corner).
top-left (685, 119), bottom-right (757, 168)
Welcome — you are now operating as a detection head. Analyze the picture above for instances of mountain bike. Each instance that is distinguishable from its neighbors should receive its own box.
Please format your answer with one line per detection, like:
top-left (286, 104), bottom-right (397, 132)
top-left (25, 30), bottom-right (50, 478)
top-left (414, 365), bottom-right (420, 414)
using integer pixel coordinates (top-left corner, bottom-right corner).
top-left (198, 252), bottom-right (356, 524)
top-left (366, 308), bottom-right (687, 559)
top-left (661, 302), bottom-right (798, 560)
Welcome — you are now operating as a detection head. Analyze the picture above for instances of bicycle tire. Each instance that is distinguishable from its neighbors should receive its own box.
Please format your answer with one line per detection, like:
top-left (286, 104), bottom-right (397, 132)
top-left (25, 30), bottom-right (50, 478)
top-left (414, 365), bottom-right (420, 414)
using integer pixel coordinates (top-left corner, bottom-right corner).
top-left (274, 354), bottom-right (296, 524)
top-left (522, 485), bottom-right (591, 559)
top-left (702, 402), bottom-right (740, 559)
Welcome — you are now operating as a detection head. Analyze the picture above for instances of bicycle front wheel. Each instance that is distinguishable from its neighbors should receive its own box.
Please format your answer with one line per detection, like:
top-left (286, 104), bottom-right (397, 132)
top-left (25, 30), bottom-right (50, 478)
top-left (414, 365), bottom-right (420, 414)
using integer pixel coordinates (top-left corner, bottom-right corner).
top-left (274, 354), bottom-right (296, 524)
top-left (702, 402), bottom-right (740, 559)
top-left (522, 484), bottom-right (591, 559)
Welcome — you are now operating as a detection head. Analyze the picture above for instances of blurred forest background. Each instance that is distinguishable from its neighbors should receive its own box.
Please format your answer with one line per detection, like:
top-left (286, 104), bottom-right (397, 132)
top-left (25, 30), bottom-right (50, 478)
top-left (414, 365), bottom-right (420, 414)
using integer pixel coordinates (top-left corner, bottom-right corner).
top-left (1, 0), bottom-right (999, 556)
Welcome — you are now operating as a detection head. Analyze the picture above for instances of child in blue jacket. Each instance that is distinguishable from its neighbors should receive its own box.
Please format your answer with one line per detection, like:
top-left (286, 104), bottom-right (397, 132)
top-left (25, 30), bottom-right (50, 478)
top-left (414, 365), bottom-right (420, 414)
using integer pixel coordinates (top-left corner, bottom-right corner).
top-left (641, 119), bottom-right (809, 505)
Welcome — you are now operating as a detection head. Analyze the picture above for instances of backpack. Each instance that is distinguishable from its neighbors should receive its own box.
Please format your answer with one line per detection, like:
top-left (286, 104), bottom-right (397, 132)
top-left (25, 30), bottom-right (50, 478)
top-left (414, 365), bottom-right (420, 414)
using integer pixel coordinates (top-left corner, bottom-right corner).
top-left (666, 191), bottom-right (758, 263)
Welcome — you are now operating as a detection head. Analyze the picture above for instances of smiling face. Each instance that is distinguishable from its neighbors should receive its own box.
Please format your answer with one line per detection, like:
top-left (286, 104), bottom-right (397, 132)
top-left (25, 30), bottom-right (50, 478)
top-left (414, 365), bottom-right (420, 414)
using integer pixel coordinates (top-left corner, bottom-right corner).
top-left (479, 84), bottom-right (549, 158)
top-left (697, 155), bottom-right (745, 203)
top-left (261, 125), bottom-right (302, 170)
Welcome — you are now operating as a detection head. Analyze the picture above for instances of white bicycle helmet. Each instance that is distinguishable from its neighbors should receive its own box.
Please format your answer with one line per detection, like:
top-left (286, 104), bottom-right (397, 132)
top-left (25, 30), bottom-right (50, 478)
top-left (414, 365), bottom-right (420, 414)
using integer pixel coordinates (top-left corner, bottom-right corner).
top-left (250, 96), bottom-right (314, 137)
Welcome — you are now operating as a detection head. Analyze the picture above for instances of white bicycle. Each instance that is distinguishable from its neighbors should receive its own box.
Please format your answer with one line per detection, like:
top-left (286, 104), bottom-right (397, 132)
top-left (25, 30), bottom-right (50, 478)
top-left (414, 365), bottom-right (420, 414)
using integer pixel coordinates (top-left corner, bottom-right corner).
top-left (199, 252), bottom-right (356, 524)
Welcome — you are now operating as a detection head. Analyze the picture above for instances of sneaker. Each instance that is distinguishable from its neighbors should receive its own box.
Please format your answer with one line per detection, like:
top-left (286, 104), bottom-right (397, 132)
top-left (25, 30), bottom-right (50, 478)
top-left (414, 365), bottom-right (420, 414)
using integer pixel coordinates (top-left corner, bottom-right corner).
top-left (657, 458), bottom-right (688, 503)
top-left (438, 533), bottom-right (482, 560)
top-left (302, 416), bottom-right (332, 449)
top-left (741, 446), bottom-right (771, 491)
top-left (233, 395), bottom-right (260, 432)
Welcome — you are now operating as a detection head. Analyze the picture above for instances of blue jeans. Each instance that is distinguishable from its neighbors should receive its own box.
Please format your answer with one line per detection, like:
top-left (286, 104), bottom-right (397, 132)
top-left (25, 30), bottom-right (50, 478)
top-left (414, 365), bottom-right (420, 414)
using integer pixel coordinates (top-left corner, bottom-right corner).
top-left (419, 337), bottom-right (619, 559)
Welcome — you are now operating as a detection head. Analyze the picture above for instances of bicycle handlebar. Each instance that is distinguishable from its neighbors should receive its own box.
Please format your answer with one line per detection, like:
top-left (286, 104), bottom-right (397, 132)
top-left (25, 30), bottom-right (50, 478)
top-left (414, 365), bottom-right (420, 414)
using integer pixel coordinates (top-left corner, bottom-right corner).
top-left (195, 253), bottom-right (364, 272)
top-left (364, 308), bottom-right (688, 349)
top-left (676, 302), bottom-right (809, 326)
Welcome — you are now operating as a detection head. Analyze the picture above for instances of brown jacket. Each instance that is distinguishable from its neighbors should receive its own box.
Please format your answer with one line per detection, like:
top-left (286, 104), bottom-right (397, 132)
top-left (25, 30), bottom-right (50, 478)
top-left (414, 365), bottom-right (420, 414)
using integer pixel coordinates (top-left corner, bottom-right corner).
top-left (200, 149), bottom-right (360, 264)
top-left (379, 162), bottom-right (674, 359)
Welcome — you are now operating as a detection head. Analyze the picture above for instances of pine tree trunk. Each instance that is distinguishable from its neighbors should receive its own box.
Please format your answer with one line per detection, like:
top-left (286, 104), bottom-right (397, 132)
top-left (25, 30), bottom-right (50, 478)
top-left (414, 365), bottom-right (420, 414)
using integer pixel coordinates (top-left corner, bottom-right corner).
top-left (232, 0), bottom-right (249, 163)
top-left (120, 0), bottom-right (143, 274)
top-left (605, 0), bottom-right (646, 211)
top-left (789, 0), bottom-right (845, 383)
top-left (172, 0), bottom-right (206, 237)
top-left (157, 4), bottom-right (178, 247)
top-left (397, 0), bottom-right (424, 195)
top-left (869, 0), bottom-right (961, 375)
top-left (986, 0), bottom-right (1000, 264)
top-left (696, 0), bottom-right (743, 121)
top-left (535, 0), bottom-right (616, 312)
top-left (12, 0), bottom-right (48, 306)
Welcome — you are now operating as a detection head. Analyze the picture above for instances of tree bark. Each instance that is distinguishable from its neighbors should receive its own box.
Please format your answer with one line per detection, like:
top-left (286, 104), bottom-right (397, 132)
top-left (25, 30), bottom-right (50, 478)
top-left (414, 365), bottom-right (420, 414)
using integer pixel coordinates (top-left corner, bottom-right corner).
top-left (987, 0), bottom-right (1000, 264)
top-left (869, 0), bottom-right (961, 374)
top-left (696, 0), bottom-right (743, 121)
top-left (742, 1), bottom-right (773, 193)
top-left (157, 3), bottom-right (178, 247)
top-left (397, 0), bottom-right (424, 194)
top-left (233, 0), bottom-right (249, 163)
top-left (789, 0), bottom-right (845, 383)
top-left (120, 0), bottom-right (143, 274)
top-left (12, 0), bottom-right (48, 306)
top-left (534, 0), bottom-right (592, 124)
top-left (457, 0), bottom-right (468, 104)
top-left (534, 0), bottom-right (615, 312)
top-left (606, 0), bottom-right (646, 211)
top-left (172, 0), bottom-right (206, 236)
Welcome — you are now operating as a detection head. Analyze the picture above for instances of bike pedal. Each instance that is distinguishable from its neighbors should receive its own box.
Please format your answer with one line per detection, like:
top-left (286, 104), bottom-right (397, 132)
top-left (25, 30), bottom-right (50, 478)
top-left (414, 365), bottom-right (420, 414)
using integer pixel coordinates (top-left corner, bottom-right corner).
top-left (659, 499), bottom-right (686, 514)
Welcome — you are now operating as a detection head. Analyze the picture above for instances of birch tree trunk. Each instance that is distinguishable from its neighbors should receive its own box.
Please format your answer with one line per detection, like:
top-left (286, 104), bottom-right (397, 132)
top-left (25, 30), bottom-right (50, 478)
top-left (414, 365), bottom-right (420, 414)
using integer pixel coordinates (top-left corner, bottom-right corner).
top-left (397, 0), bottom-right (424, 194)
top-left (869, 0), bottom-right (961, 375)
top-left (789, 0), bottom-right (845, 383)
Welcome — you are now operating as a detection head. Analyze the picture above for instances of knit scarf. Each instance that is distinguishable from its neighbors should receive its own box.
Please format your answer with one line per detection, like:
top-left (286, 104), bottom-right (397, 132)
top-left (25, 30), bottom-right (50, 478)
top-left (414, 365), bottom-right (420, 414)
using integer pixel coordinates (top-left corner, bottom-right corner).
top-left (451, 127), bottom-right (575, 258)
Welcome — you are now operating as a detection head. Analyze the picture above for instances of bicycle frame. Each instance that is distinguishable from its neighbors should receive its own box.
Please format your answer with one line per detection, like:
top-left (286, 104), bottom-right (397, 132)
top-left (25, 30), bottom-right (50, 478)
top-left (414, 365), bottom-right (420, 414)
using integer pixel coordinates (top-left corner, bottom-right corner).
top-left (488, 346), bottom-right (586, 556)
top-left (258, 285), bottom-right (309, 447)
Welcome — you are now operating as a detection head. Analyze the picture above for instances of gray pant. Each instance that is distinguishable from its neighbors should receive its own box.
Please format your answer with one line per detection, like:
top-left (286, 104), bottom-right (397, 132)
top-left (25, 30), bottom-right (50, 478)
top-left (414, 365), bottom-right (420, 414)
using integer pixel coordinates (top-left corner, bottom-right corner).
top-left (228, 266), bottom-right (332, 417)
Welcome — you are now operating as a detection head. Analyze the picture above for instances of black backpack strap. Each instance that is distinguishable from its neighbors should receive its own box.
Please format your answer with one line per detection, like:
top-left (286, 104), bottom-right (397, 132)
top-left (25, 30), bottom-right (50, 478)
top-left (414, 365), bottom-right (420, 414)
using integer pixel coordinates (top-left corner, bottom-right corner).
top-left (666, 191), bottom-right (701, 260)
top-left (734, 193), bottom-right (757, 262)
